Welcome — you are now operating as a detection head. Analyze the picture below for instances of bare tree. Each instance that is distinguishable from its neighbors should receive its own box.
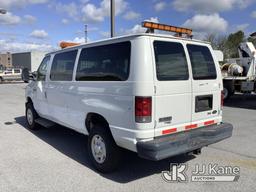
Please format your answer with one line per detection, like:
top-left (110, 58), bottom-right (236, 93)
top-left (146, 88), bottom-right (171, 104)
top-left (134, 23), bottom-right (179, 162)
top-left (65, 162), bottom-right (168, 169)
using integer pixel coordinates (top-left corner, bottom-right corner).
top-left (204, 33), bottom-right (228, 59)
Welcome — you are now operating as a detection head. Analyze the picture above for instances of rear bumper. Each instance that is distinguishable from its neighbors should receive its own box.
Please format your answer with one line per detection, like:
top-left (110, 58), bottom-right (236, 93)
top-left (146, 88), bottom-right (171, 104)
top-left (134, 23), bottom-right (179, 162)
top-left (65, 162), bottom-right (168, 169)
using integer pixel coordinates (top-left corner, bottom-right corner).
top-left (136, 123), bottom-right (233, 161)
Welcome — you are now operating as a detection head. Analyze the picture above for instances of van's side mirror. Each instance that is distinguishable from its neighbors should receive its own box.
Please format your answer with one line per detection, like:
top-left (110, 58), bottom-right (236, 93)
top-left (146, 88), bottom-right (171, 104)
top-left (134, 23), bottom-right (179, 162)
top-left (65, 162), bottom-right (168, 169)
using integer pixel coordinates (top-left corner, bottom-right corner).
top-left (31, 71), bottom-right (38, 81)
top-left (22, 68), bottom-right (33, 83)
top-left (22, 69), bottom-right (37, 82)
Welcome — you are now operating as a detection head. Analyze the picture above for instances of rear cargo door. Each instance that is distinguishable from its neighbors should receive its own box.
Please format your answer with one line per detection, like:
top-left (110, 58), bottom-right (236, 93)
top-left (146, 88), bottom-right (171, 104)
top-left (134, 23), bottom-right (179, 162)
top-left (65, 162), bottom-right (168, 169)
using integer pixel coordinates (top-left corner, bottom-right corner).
top-left (186, 44), bottom-right (221, 124)
top-left (153, 40), bottom-right (192, 137)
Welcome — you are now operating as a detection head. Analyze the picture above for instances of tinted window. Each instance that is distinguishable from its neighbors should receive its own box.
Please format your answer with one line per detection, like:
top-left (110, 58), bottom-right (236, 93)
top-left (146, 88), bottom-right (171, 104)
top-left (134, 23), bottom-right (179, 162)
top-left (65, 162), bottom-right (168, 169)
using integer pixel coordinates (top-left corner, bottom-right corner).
top-left (76, 42), bottom-right (131, 81)
top-left (187, 44), bottom-right (217, 80)
top-left (50, 50), bottom-right (77, 81)
top-left (154, 41), bottom-right (189, 81)
top-left (37, 56), bottom-right (50, 81)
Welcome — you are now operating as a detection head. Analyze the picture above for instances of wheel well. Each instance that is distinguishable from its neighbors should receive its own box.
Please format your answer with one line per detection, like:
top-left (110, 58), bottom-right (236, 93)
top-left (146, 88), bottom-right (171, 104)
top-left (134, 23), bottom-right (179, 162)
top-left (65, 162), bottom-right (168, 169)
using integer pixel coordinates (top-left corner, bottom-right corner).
top-left (223, 80), bottom-right (235, 92)
top-left (26, 97), bottom-right (33, 105)
top-left (85, 113), bottom-right (110, 134)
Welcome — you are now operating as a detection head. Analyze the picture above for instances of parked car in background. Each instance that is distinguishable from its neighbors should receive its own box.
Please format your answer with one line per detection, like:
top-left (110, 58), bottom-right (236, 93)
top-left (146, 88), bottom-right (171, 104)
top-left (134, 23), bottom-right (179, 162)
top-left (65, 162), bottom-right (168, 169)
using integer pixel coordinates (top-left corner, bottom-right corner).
top-left (0, 68), bottom-right (22, 83)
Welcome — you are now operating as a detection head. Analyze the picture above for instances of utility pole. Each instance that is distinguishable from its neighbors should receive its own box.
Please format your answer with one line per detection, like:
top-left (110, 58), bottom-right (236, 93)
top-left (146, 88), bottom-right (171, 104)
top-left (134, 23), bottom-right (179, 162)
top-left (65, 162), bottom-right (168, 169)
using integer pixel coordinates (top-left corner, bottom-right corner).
top-left (110, 0), bottom-right (115, 37)
top-left (84, 24), bottom-right (88, 43)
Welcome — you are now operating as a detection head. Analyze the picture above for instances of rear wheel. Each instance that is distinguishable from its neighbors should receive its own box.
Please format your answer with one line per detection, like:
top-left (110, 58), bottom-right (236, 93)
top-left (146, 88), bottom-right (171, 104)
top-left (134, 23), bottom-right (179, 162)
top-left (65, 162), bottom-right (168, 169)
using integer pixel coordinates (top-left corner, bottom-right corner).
top-left (223, 80), bottom-right (234, 100)
top-left (88, 125), bottom-right (121, 173)
top-left (223, 87), bottom-right (230, 100)
top-left (26, 103), bottom-right (39, 130)
top-left (0, 77), bottom-right (3, 83)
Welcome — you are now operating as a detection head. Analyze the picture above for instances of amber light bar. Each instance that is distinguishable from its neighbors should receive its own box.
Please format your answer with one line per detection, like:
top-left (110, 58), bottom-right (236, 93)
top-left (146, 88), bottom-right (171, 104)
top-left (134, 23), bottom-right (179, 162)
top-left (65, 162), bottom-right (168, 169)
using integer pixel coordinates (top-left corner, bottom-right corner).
top-left (142, 21), bottom-right (193, 37)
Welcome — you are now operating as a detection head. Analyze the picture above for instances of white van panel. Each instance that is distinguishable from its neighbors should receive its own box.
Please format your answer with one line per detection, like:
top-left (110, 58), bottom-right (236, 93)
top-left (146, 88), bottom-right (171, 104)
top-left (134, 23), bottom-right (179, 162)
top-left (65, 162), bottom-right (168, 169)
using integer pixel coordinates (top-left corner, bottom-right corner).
top-left (150, 38), bottom-right (192, 137)
top-left (26, 34), bottom-right (225, 153)
top-left (186, 43), bottom-right (222, 123)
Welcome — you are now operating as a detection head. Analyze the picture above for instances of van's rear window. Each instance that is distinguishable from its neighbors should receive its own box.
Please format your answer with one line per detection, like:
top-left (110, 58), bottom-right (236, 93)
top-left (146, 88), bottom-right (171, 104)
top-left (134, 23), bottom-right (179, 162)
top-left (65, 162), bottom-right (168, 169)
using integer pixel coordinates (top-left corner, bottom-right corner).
top-left (187, 44), bottom-right (217, 80)
top-left (153, 41), bottom-right (189, 81)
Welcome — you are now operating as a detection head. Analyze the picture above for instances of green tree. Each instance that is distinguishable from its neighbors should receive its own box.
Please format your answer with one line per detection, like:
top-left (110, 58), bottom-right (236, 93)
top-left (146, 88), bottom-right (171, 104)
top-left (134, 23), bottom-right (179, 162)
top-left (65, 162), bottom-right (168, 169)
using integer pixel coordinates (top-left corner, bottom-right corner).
top-left (225, 31), bottom-right (246, 58)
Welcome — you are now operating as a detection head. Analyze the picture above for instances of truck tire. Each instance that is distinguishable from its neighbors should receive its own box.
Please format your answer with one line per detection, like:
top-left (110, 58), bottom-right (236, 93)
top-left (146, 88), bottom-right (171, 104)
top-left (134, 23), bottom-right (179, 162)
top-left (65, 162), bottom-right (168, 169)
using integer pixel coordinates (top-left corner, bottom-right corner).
top-left (223, 87), bottom-right (231, 100)
top-left (88, 125), bottom-right (121, 173)
top-left (26, 103), bottom-right (39, 130)
top-left (223, 80), bottom-right (234, 100)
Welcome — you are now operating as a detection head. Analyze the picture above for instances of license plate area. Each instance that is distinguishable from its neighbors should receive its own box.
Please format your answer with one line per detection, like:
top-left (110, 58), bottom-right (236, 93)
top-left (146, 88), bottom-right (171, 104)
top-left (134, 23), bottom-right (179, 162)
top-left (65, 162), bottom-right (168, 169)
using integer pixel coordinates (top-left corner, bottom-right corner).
top-left (195, 95), bottom-right (213, 113)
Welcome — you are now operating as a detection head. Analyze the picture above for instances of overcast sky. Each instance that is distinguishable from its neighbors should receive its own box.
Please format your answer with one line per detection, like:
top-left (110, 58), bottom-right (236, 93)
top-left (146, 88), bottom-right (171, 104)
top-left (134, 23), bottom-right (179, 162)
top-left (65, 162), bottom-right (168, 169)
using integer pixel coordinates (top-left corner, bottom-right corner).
top-left (0, 0), bottom-right (255, 53)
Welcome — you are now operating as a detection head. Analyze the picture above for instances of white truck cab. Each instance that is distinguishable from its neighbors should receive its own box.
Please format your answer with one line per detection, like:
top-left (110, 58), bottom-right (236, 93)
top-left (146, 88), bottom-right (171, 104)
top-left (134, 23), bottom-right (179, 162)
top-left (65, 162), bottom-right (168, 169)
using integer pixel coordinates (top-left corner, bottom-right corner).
top-left (25, 22), bottom-right (233, 172)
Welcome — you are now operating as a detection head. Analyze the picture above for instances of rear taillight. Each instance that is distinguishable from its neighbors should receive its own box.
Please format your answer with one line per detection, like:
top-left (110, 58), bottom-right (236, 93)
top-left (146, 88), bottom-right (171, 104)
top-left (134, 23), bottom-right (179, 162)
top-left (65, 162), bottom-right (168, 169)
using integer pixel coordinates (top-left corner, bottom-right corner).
top-left (135, 96), bottom-right (152, 123)
top-left (221, 91), bottom-right (224, 108)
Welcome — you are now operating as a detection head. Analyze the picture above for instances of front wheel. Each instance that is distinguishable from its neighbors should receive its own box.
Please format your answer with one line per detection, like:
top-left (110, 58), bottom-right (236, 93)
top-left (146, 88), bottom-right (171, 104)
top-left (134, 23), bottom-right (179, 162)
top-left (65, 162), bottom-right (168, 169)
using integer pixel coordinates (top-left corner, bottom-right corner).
top-left (88, 126), bottom-right (121, 173)
top-left (26, 103), bottom-right (39, 130)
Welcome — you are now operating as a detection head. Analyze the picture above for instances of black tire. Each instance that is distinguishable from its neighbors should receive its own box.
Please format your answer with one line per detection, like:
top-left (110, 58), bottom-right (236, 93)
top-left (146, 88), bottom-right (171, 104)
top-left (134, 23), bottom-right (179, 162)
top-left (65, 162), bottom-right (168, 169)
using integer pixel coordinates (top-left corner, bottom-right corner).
top-left (223, 87), bottom-right (231, 100)
top-left (26, 102), bottom-right (39, 130)
top-left (88, 125), bottom-right (121, 173)
top-left (223, 80), bottom-right (234, 100)
top-left (0, 77), bottom-right (3, 83)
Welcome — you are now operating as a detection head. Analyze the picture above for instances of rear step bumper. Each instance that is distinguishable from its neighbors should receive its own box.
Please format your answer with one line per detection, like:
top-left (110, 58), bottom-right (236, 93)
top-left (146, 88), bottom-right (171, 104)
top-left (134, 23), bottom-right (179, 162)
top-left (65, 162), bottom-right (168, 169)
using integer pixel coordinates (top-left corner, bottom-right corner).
top-left (136, 123), bottom-right (233, 161)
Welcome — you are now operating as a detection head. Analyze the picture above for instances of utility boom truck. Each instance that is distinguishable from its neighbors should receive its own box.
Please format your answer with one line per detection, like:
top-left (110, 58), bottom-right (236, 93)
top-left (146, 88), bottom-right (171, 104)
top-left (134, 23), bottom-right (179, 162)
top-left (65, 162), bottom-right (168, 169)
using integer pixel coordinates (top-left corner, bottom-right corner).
top-left (221, 42), bottom-right (256, 99)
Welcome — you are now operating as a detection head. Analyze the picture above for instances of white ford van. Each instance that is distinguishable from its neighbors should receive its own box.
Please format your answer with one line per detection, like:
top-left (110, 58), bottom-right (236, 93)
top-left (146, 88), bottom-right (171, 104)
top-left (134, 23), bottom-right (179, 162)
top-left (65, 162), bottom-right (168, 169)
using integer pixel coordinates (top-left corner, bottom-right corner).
top-left (25, 23), bottom-right (233, 172)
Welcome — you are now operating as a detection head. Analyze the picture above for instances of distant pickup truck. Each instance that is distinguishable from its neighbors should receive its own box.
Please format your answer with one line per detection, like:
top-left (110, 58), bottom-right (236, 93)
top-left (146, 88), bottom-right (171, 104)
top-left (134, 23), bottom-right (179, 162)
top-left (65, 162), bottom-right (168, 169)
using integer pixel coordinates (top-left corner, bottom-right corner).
top-left (0, 68), bottom-right (22, 83)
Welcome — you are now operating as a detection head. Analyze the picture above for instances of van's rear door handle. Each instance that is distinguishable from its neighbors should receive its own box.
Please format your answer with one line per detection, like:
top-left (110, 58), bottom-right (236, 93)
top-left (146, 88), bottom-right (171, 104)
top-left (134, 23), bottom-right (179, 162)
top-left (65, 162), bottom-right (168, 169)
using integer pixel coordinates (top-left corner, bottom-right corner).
top-left (199, 83), bottom-right (208, 86)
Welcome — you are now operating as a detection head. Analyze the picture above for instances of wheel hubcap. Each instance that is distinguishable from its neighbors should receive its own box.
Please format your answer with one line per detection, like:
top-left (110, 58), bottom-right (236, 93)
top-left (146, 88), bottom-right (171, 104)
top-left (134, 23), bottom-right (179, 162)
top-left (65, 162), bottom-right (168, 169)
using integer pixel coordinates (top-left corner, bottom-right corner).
top-left (27, 108), bottom-right (33, 125)
top-left (91, 135), bottom-right (106, 164)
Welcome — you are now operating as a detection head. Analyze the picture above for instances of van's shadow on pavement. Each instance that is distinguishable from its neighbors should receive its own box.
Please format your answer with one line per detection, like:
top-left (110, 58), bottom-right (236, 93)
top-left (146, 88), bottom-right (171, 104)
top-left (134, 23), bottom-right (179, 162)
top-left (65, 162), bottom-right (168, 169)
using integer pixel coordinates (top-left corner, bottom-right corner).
top-left (224, 93), bottom-right (256, 110)
top-left (14, 116), bottom-right (195, 183)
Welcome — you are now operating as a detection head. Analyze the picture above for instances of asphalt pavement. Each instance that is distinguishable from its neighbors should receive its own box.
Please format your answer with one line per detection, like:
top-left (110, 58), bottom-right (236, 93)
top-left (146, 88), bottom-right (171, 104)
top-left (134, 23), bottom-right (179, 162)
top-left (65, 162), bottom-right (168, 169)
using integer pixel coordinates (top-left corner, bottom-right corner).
top-left (0, 83), bottom-right (255, 192)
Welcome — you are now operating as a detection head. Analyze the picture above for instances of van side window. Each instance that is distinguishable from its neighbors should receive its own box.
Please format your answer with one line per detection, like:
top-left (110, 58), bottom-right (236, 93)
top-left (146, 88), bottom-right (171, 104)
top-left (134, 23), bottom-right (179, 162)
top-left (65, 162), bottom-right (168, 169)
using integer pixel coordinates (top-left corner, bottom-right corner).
top-left (50, 50), bottom-right (77, 81)
top-left (76, 42), bottom-right (131, 81)
top-left (37, 56), bottom-right (50, 81)
top-left (153, 41), bottom-right (189, 81)
top-left (187, 45), bottom-right (217, 80)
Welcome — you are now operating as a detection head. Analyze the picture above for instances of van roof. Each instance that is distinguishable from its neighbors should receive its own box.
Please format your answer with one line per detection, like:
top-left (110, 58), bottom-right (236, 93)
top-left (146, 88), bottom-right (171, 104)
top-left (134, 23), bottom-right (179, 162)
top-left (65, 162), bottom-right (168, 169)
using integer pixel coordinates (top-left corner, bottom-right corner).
top-left (47, 33), bottom-right (210, 55)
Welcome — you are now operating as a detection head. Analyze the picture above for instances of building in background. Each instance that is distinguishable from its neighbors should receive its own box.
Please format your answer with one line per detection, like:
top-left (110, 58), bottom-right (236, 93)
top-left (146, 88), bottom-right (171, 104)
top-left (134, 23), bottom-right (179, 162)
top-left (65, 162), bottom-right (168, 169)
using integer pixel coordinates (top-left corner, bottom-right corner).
top-left (0, 52), bottom-right (12, 69)
top-left (12, 51), bottom-right (46, 72)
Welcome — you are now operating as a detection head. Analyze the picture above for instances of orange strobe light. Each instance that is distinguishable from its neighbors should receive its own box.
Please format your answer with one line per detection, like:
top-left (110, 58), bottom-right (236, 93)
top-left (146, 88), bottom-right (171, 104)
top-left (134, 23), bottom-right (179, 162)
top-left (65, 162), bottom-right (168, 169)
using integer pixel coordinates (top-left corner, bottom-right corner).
top-left (59, 41), bottom-right (81, 49)
top-left (142, 21), bottom-right (193, 37)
